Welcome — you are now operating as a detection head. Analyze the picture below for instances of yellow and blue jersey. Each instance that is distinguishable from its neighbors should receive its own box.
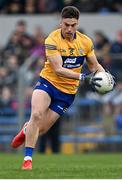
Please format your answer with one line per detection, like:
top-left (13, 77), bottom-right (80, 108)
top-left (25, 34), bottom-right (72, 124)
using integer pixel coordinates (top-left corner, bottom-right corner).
top-left (40, 28), bottom-right (95, 94)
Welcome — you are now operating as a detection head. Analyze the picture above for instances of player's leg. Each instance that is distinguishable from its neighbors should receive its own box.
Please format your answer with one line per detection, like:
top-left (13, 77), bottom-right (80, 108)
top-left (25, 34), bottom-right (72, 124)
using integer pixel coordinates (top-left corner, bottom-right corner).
top-left (22, 112), bottom-right (60, 170)
top-left (22, 89), bottom-right (60, 170)
top-left (11, 89), bottom-right (50, 148)
top-left (11, 107), bottom-right (60, 148)
top-left (25, 103), bottom-right (60, 148)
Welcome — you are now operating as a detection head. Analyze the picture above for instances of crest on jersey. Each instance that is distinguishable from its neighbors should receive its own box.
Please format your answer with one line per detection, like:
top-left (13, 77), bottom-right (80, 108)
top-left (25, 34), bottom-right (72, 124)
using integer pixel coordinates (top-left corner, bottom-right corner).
top-left (78, 48), bottom-right (84, 55)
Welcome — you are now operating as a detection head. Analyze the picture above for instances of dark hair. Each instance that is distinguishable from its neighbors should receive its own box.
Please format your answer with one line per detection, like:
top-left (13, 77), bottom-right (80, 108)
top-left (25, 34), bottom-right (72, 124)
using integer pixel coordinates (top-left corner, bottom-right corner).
top-left (17, 20), bottom-right (26, 26)
top-left (61, 6), bottom-right (80, 20)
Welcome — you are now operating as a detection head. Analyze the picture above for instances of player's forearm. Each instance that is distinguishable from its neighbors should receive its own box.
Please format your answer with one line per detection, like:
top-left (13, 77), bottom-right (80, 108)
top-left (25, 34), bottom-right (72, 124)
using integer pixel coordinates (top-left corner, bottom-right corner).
top-left (55, 67), bottom-right (80, 80)
top-left (86, 54), bottom-right (105, 72)
top-left (88, 63), bottom-right (105, 73)
top-left (95, 63), bottom-right (105, 72)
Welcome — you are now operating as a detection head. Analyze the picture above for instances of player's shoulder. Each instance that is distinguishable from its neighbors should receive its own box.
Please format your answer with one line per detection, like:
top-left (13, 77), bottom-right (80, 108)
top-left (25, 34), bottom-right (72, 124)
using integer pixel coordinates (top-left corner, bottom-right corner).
top-left (45, 29), bottom-right (61, 46)
top-left (47, 29), bottom-right (61, 40)
top-left (76, 31), bottom-right (93, 43)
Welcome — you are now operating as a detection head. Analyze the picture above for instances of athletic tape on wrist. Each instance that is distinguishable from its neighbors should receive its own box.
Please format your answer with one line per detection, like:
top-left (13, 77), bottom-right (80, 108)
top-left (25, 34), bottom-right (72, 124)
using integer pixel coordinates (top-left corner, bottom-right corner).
top-left (79, 73), bottom-right (86, 81)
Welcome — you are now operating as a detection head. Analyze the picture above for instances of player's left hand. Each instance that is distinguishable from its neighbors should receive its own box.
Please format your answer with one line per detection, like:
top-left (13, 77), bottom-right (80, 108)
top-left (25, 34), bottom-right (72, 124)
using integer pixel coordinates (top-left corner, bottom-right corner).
top-left (84, 71), bottom-right (102, 88)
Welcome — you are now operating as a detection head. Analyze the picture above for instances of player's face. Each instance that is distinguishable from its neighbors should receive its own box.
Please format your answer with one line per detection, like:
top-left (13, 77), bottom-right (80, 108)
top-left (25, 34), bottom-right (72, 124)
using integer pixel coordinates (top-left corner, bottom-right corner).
top-left (61, 18), bottom-right (78, 40)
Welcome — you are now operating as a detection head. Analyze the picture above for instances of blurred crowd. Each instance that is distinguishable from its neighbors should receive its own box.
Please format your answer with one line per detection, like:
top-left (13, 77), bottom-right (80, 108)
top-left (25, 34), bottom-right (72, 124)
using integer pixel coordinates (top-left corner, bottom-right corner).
top-left (0, 20), bottom-right (46, 112)
top-left (0, 0), bottom-right (122, 14)
top-left (0, 19), bottom-right (122, 124)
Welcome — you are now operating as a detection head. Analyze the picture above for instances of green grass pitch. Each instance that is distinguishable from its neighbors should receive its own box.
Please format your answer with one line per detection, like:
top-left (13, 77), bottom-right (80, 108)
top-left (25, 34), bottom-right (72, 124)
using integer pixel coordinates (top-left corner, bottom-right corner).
top-left (0, 153), bottom-right (122, 179)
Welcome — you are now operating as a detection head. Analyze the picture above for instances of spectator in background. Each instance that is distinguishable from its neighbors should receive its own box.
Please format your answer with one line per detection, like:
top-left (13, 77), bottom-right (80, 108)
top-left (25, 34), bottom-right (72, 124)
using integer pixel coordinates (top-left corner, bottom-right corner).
top-left (94, 31), bottom-right (110, 59)
top-left (95, 0), bottom-right (112, 14)
top-left (78, 0), bottom-right (95, 12)
top-left (35, 0), bottom-right (59, 13)
top-left (6, 0), bottom-right (25, 14)
top-left (102, 79), bottom-right (122, 117)
top-left (4, 20), bottom-right (35, 65)
top-left (115, 111), bottom-right (122, 133)
top-left (0, 0), bottom-right (10, 13)
top-left (3, 31), bottom-right (21, 60)
top-left (110, 29), bottom-right (122, 77)
top-left (15, 20), bottom-right (34, 42)
top-left (0, 86), bottom-right (14, 109)
top-left (6, 55), bottom-right (18, 87)
top-left (93, 31), bottom-right (112, 72)
top-left (114, 1), bottom-right (122, 13)
top-left (6, 54), bottom-right (18, 70)
top-left (26, 26), bottom-right (46, 85)
top-left (0, 67), bottom-right (9, 87)
top-left (31, 25), bottom-right (45, 59)
top-left (14, 20), bottom-right (34, 44)
top-left (111, 81), bottom-right (122, 116)
top-left (111, 30), bottom-right (122, 53)
top-left (14, 20), bottom-right (35, 64)
top-left (1, 0), bottom-right (122, 14)
top-left (0, 65), bottom-right (17, 89)
top-left (101, 54), bottom-right (113, 72)
top-left (15, 20), bottom-right (27, 35)
top-left (20, 34), bottom-right (35, 64)
top-left (25, 0), bottom-right (35, 14)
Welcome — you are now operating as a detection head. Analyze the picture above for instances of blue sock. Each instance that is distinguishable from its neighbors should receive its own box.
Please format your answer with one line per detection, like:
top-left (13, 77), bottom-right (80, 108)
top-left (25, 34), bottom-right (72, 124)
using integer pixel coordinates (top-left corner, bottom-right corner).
top-left (25, 147), bottom-right (34, 158)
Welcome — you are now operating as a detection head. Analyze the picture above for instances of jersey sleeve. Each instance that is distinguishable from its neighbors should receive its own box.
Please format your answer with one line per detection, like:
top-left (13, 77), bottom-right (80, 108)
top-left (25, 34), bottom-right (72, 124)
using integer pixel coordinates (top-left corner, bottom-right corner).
top-left (45, 37), bottom-right (59, 56)
top-left (87, 38), bottom-right (95, 57)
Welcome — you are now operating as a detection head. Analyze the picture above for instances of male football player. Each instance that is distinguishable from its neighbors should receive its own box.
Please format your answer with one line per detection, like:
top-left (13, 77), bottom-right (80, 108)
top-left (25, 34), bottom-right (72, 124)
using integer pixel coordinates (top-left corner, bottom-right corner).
top-left (11, 6), bottom-right (105, 170)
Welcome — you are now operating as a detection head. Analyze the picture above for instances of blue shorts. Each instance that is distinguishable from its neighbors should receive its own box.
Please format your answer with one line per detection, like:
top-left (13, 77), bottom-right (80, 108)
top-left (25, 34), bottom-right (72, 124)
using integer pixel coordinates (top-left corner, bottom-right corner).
top-left (34, 77), bottom-right (75, 116)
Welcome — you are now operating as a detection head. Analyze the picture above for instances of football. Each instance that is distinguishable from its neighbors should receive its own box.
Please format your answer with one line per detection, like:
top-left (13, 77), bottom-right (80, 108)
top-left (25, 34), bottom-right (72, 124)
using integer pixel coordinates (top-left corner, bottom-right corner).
top-left (94, 71), bottom-right (115, 94)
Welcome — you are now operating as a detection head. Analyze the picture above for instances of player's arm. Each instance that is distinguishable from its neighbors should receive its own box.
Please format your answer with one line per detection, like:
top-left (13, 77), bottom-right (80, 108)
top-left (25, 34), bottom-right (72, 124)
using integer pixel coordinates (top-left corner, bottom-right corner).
top-left (45, 36), bottom-right (102, 86)
top-left (86, 37), bottom-right (105, 73)
top-left (48, 53), bottom-right (103, 88)
top-left (86, 54), bottom-right (105, 72)
top-left (48, 53), bottom-right (80, 80)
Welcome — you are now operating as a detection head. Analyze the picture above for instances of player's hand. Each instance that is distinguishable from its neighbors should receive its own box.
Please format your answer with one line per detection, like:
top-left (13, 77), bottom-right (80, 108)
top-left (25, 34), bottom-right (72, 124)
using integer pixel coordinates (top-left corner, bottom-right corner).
top-left (84, 71), bottom-right (102, 89)
top-left (105, 70), bottom-right (116, 86)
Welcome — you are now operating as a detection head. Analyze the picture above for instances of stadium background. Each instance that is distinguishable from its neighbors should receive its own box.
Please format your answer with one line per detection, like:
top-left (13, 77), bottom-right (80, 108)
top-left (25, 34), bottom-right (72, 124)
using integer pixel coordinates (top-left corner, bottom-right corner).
top-left (0, 0), bottom-right (122, 155)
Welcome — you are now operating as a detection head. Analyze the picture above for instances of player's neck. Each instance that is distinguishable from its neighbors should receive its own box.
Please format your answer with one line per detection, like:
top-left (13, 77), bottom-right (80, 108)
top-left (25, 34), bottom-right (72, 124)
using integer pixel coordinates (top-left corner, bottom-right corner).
top-left (66, 36), bottom-right (74, 42)
top-left (61, 30), bottom-right (74, 41)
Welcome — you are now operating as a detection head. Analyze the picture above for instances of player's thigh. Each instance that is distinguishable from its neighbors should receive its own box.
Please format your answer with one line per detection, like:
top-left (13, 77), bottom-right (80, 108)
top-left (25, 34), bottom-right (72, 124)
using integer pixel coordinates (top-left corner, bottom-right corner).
top-left (40, 108), bottom-right (60, 133)
top-left (31, 89), bottom-right (51, 114)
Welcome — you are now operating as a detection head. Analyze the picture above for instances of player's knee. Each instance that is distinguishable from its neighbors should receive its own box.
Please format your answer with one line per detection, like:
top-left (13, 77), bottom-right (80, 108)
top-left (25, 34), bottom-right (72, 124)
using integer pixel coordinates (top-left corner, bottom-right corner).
top-left (31, 112), bottom-right (43, 124)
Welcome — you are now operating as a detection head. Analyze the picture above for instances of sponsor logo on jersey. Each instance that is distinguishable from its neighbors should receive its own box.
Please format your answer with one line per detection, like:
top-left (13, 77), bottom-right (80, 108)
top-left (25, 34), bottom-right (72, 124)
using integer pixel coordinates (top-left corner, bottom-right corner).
top-left (62, 56), bottom-right (85, 69)
top-left (64, 58), bottom-right (77, 64)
